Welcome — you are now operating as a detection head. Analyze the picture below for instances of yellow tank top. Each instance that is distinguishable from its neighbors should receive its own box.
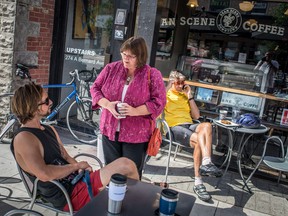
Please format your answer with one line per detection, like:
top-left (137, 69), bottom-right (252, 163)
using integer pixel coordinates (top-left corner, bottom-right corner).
top-left (164, 89), bottom-right (192, 127)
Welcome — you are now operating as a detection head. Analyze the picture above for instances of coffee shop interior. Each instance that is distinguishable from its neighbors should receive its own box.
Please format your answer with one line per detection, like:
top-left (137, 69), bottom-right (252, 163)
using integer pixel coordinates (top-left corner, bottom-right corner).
top-left (154, 0), bottom-right (288, 141)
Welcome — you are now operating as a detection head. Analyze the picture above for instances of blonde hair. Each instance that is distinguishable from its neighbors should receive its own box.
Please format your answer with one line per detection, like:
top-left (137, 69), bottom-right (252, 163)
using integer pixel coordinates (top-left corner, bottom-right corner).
top-left (169, 70), bottom-right (186, 81)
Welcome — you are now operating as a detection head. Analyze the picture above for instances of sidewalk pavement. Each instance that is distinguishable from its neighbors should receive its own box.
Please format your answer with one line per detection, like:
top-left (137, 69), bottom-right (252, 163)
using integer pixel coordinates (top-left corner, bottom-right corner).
top-left (0, 126), bottom-right (288, 216)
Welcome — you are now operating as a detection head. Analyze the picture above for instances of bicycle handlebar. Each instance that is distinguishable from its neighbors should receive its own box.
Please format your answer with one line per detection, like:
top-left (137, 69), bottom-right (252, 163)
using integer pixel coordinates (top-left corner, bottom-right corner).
top-left (66, 69), bottom-right (80, 85)
top-left (16, 64), bottom-right (83, 86)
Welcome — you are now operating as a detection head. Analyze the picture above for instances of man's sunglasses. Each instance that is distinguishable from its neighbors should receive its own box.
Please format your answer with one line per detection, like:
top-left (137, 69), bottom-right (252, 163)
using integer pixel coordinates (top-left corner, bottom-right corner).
top-left (38, 97), bottom-right (50, 106)
top-left (174, 81), bottom-right (185, 85)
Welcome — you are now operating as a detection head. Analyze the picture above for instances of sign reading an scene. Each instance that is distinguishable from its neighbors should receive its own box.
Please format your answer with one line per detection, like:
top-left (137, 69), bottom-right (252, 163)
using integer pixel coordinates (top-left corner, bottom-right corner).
top-left (160, 8), bottom-right (285, 36)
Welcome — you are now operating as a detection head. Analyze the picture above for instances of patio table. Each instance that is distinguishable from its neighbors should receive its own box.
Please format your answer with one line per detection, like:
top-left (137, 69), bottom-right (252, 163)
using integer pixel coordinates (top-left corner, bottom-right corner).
top-left (213, 118), bottom-right (269, 193)
top-left (74, 178), bottom-right (195, 216)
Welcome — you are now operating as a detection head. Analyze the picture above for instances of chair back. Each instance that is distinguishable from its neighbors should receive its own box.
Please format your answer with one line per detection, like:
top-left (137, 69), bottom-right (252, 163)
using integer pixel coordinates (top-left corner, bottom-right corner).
top-left (16, 163), bottom-right (34, 198)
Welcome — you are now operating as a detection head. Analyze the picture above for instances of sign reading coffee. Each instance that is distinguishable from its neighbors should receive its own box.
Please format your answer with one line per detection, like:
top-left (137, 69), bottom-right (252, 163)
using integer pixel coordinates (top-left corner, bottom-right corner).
top-left (161, 8), bottom-right (286, 36)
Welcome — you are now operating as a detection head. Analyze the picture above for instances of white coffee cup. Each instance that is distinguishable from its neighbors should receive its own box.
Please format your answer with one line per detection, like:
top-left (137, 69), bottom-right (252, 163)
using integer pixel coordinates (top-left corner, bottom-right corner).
top-left (219, 110), bottom-right (228, 120)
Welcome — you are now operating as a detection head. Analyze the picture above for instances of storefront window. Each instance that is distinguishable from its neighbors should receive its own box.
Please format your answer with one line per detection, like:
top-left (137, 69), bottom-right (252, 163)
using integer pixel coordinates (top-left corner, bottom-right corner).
top-left (64, 0), bottom-right (114, 75)
top-left (179, 1), bottom-right (288, 93)
top-left (156, 1), bottom-right (177, 60)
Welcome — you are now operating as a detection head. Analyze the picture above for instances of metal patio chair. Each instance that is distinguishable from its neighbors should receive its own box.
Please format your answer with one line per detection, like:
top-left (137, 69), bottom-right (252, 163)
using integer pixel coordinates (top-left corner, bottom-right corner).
top-left (14, 153), bottom-right (103, 216)
top-left (4, 209), bottom-right (44, 216)
top-left (154, 117), bottom-right (201, 181)
top-left (245, 136), bottom-right (287, 185)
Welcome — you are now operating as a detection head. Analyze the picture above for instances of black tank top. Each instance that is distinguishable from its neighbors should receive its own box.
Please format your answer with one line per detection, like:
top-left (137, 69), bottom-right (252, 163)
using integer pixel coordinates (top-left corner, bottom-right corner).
top-left (11, 125), bottom-right (76, 209)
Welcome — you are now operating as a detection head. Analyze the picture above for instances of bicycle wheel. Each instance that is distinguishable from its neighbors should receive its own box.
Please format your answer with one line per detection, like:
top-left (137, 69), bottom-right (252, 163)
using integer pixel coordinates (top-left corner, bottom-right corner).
top-left (66, 97), bottom-right (100, 144)
top-left (79, 80), bottom-right (91, 98)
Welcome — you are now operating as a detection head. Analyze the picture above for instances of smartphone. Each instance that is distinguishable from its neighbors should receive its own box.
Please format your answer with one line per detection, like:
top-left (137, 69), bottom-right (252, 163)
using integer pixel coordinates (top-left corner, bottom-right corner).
top-left (182, 84), bottom-right (188, 90)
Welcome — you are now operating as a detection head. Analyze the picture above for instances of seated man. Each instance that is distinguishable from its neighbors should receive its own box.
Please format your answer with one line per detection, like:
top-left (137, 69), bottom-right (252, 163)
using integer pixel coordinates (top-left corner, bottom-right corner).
top-left (11, 82), bottom-right (139, 211)
top-left (165, 70), bottom-right (222, 202)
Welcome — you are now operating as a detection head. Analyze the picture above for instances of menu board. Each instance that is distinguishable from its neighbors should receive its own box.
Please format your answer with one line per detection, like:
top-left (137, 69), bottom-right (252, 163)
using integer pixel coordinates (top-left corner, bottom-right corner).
top-left (220, 92), bottom-right (262, 111)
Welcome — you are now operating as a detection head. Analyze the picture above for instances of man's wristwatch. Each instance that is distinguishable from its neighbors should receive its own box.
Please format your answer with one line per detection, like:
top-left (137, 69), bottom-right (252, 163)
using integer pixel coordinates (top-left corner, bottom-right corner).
top-left (188, 97), bottom-right (194, 101)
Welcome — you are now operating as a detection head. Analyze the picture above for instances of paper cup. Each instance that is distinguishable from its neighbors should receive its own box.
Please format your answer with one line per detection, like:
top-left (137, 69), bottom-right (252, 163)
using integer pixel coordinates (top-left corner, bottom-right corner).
top-left (219, 110), bottom-right (228, 120)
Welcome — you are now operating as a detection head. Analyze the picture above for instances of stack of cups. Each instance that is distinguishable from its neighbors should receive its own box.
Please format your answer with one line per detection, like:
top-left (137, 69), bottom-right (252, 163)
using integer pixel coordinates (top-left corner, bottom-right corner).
top-left (108, 173), bottom-right (127, 214)
top-left (159, 188), bottom-right (179, 216)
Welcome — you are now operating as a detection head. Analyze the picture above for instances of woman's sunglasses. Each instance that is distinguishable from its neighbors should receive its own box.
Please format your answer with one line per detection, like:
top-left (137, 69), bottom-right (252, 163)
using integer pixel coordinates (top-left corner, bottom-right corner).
top-left (38, 97), bottom-right (50, 106)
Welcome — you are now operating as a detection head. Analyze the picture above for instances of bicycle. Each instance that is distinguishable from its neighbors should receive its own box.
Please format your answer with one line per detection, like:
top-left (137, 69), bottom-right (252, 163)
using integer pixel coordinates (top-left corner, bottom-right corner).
top-left (78, 67), bottom-right (102, 98)
top-left (0, 63), bottom-right (100, 144)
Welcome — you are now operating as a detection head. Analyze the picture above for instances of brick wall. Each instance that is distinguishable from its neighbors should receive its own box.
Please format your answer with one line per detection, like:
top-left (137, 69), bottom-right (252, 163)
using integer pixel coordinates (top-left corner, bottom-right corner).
top-left (13, 0), bottom-right (55, 86)
top-left (0, 0), bottom-right (55, 128)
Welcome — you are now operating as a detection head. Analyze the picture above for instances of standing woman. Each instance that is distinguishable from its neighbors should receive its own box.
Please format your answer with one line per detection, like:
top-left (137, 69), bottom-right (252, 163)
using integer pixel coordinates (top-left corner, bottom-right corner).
top-left (90, 36), bottom-right (166, 176)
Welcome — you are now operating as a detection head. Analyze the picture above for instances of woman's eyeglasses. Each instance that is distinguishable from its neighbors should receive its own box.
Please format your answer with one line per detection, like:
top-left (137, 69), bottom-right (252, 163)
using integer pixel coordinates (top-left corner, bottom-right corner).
top-left (121, 52), bottom-right (136, 60)
top-left (38, 97), bottom-right (50, 106)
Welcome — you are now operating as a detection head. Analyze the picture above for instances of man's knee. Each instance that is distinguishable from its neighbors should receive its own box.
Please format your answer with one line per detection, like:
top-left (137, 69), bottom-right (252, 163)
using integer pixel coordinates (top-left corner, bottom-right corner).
top-left (200, 122), bottom-right (212, 131)
top-left (116, 157), bottom-right (137, 172)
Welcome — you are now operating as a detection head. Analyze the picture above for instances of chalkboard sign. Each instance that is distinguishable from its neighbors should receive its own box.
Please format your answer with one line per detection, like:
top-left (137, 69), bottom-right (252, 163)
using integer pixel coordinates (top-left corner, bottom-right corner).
top-left (220, 92), bottom-right (262, 111)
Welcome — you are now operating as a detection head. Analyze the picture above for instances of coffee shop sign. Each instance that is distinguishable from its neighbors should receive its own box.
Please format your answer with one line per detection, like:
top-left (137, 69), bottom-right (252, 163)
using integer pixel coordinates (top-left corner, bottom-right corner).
top-left (161, 8), bottom-right (285, 36)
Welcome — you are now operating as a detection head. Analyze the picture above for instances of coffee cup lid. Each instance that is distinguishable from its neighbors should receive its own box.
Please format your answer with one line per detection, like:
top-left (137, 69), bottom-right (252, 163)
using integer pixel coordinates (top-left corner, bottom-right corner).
top-left (161, 188), bottom-right (179, 199)
top-left (111, 173), bottom-right (127, 184)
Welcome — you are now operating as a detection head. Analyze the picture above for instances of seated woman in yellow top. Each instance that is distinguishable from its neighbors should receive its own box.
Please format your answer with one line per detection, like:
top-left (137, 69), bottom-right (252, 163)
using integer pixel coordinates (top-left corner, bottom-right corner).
top-left (165, 70), bottom-right (222, 202)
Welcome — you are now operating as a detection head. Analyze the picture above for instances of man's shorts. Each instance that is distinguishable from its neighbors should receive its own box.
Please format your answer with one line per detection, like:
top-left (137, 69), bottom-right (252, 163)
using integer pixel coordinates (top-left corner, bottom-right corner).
top-left (169, 124), bottom-right (199, 147)
top-left (63, 170), bottom-right (103, 212)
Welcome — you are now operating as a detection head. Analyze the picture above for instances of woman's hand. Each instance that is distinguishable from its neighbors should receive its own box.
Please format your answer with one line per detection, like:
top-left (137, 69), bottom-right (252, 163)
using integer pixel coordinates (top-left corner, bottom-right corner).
top-left (106, 101), bottom-right (122, 118)
top-left (117, 103), bottom-right (137, 116)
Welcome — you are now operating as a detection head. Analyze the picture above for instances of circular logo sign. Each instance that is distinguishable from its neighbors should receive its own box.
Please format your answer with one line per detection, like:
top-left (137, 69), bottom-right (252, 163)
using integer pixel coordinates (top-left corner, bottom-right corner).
top-left (216, 8), bottom-right (242, 34)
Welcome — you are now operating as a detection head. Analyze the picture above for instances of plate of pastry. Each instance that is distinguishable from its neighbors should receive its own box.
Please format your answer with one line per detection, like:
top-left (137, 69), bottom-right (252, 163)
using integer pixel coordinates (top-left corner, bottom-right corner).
top-left (216, 119), bottom-right (240, 127)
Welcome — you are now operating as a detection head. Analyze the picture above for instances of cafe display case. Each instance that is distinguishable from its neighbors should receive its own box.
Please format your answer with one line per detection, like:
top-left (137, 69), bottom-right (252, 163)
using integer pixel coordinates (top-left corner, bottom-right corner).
top-left (177, 56), bottom-right (259, 91)
top-left (174, 55), bottom-right (275, 118)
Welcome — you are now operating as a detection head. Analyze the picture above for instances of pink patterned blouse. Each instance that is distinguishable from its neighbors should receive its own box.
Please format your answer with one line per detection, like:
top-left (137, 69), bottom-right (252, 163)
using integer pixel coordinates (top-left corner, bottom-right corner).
top-left (90, 61), bottom-right (166, 143)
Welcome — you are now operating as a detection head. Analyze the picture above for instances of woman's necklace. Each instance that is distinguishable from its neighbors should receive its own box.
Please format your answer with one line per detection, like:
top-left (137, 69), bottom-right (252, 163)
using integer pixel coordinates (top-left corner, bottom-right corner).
top-left (126, 76), bottom-right (132, 85)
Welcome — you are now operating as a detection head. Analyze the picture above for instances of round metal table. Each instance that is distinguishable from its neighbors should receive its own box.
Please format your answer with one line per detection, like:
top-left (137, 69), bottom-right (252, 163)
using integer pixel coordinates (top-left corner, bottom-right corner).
top-left (213, 119), bottom-right (269, 193)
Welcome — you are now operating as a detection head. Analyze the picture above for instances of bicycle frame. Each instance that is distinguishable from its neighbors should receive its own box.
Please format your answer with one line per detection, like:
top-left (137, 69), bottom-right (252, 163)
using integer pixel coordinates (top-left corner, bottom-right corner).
top-left (42, 82), bottom-right (80, 122)
top-left (0, 66), bottom-right (99, 144)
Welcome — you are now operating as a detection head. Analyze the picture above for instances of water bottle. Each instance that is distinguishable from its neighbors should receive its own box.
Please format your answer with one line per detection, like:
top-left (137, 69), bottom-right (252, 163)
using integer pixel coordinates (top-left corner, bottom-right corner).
top-left (232, 106), bottom-right (241, 123)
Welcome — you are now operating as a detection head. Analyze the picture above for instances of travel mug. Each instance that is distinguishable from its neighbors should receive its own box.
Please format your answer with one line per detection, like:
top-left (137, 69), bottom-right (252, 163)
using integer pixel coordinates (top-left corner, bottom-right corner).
top-left (116, 103), bottom-right (126, 119)
top-left (108, 173), bottom-right (127, 214)
top-left (159, 188), bottom-right (179, 216)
